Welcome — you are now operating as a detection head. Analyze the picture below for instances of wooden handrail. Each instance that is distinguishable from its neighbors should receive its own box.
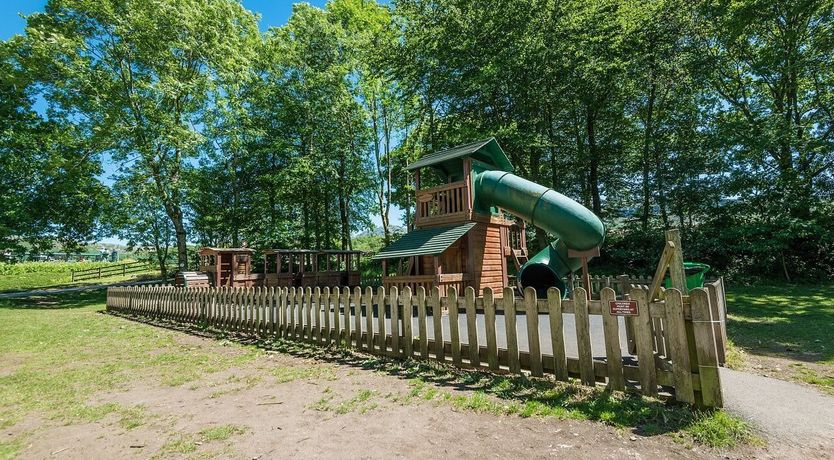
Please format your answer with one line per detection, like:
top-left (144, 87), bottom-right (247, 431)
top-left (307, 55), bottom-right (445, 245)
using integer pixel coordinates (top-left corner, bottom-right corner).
top-left (415, 180), bottom-right (470, 225)
top-left (416, 180), bottom-right (467, 196)
top-left (383, 275), bottom-right (436, 283)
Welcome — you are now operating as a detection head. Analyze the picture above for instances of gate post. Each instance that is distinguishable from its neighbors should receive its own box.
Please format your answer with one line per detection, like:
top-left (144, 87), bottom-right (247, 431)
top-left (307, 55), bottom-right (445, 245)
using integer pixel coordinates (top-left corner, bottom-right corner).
top-left (690, 288), bottom-right (723, 407)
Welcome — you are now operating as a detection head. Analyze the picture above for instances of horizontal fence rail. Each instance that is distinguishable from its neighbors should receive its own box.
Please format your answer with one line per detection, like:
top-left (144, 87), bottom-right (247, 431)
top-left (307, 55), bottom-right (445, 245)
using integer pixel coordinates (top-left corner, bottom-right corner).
top-left (107, 281), bottom-right (725, 407)
top-left (71, 261), bottom-right (151, 282)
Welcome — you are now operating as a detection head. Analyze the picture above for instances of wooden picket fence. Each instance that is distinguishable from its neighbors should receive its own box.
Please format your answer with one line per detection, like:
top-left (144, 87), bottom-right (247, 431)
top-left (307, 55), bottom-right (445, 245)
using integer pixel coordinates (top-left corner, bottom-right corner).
top-left (106, 282), bottom-right (725, 407)
top-left (569, 275), bottom-right (729, 367)
top-left (570, 274), bottom-right (653, 298)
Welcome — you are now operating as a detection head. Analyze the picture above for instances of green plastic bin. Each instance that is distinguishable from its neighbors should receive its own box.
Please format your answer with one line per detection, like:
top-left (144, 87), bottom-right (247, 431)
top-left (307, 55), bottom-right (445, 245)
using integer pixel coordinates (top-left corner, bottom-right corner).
top-left (664, 262), bottom-right (710, 291)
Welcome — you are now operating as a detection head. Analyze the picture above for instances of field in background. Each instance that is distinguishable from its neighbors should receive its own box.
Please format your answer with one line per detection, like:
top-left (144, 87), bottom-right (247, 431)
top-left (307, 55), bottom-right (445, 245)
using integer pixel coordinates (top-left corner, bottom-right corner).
top-left (0, 260), bottom-right (159, 293)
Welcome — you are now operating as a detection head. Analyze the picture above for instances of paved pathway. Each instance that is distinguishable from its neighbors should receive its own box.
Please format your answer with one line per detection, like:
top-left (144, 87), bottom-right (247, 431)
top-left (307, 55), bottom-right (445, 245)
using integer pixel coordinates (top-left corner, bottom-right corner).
top-left (720, 367), bottom-right (834, 446)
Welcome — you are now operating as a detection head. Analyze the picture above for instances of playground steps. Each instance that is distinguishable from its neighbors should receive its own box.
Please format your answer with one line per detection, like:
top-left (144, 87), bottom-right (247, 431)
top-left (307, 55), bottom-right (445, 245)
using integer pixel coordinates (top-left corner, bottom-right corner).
top-left (511, 249), bottom-right (528, 270)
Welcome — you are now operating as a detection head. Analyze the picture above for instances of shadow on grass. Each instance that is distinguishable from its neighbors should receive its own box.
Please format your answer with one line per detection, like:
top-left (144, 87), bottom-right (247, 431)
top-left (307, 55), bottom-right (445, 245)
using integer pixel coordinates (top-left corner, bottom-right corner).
top-left (105, 310), bottom-right (728, 441)
top-left (0, 289), bottom-right (108, 310)
top-left (726, 283), bottom-right (834, 363)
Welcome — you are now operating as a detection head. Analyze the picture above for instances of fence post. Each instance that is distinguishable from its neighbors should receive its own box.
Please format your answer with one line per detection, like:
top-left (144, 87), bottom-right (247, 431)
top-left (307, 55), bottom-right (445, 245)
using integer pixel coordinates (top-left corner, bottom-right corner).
top-left (200, 288), bottom-right (207, 326)
top-left (664, 289), bottom-right (695, 404)
top-left (630, 287), bottom-right (658, 396)
top-left (665, 229), bottom-right (688, 294)
top-left (691, 288), bottom-right (723, 407)
top-left (706, 281), bottom-right (727, 365)
top-left (155, 286), bottom-right (162, 318)
top-left (98, 267), bottom-right (102, 279)
top-left (503, 287), bottom-right (519, 373)
top-left (573, 288), bottom-right (594, 386)
top-left (524, 287), bottom-right (542, 377)
top-left (619, 274), bottom-right (637, 355)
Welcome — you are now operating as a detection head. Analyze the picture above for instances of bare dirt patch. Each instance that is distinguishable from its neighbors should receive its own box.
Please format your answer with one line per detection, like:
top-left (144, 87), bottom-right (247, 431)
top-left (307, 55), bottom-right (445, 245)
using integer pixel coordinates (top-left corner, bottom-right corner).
top-left (5, 328), bottom-right (800, 460)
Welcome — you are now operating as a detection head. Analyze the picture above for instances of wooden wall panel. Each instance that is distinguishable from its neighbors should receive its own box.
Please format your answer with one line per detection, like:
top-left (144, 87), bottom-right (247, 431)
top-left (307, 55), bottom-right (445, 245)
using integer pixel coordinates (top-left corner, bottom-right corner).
top-left (476, 223), bottom-right (507, 294)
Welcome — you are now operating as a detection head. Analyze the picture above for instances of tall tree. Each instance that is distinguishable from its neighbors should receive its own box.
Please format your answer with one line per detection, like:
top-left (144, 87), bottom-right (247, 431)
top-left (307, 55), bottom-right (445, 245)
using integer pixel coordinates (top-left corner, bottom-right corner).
top-left (24, 0), bottom-right (260, 269)
top-left (0, 36), bottom-right (107, 254)
top-left (329, 0), bottom-right (402, 244)
top-left (111, 175), bottom-right (175, 277)
top-left (702, 0), bottom-right (834, 215)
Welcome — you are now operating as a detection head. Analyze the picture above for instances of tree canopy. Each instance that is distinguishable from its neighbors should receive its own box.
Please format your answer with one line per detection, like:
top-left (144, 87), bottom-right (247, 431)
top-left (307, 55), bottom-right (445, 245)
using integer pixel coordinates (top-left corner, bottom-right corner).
top-left (2, 0), bottom-right (833, 281)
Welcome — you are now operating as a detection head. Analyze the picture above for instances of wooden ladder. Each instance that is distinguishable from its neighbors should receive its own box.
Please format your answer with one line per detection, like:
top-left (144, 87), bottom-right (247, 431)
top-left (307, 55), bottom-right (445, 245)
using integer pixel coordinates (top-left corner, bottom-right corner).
top-left (511, 249), bottom-right (528, 270)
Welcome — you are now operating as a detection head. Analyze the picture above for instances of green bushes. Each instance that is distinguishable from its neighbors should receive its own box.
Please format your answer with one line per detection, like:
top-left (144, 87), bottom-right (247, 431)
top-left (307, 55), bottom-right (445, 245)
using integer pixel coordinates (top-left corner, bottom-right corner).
top-left (597, 205), bottom-right (834, 283)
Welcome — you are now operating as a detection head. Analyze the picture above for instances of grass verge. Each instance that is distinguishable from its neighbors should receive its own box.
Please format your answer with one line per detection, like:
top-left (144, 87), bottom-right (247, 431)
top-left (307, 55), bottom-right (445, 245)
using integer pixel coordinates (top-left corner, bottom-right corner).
top-left (726, 282), bottom-right (834, 392)
top-left (0, 260), bottom-right (159, 293)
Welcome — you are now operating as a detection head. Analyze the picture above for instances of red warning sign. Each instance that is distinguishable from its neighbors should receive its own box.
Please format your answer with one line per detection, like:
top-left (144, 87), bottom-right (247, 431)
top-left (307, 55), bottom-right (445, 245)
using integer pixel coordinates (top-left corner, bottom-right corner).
top-left (609, 300), bottom-right (639, 316)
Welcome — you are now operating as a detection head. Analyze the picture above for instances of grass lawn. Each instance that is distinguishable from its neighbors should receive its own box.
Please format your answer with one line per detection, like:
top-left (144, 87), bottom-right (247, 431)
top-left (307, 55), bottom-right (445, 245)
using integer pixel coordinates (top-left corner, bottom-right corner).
top-left (0, 290), bottom-right (259, 458)
top-left (725, 282), bottom-right (834, 393)
top-left (0, 270), bottom-right (160, 293)
top-left (0, 290), bottom-right (758, 458)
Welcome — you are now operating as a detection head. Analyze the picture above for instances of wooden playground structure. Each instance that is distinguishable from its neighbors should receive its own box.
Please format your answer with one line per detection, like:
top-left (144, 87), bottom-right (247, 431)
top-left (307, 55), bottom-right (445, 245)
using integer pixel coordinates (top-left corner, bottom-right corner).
top-left (197, 247), bottom-right (262, 288)
top-left (374, 139), bottom-right (530, 297)
top-left (263, 249), bottom-right (361, 288)
top-left (176, 247), bottom-right (362, 289)
top-left (125, 138), bottom-right (728, 409)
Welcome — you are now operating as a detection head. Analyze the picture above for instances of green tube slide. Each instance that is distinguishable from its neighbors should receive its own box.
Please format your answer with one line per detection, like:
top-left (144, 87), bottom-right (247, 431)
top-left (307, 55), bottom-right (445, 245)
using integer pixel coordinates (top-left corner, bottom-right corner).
top-left (474, 170), bottom-right (605, 296)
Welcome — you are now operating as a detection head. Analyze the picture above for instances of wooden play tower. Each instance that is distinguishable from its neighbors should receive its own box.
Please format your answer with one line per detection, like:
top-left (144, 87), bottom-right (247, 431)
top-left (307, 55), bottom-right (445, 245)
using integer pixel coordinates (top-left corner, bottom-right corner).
top-left (374, 139), bottom-right (528, 296)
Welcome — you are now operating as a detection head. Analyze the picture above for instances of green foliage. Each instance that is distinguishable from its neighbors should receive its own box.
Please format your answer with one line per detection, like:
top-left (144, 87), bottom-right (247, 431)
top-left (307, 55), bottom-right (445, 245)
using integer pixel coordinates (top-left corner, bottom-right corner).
top-left (23, 0), bottom-right (261, 268)
top-left (2, 0), bottom-right (833, 282)
top-left (726, 283), bottom-right (834, 364)
top-left (186, 0), bottom-right (383, 251)
top-left (371, 359), bottom-right (756, 448)
top-left (110, 175), bottom-right (174, 277)
top-left (0, 259), bottom-right (157, 293)
top-left (0, 37), bottom-right (108, 253)
top-left (683, 410), bottom-right (756, 448)
top-left (390, 0), bottom-right (834, 281)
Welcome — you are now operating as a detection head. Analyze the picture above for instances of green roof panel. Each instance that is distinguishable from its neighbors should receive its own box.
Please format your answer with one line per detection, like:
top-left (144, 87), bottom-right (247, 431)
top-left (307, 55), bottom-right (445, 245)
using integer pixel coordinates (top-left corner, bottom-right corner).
top-left (406, 137), bottom-right (514, 173)
top-left (372, 223), bottom-right (476, 260)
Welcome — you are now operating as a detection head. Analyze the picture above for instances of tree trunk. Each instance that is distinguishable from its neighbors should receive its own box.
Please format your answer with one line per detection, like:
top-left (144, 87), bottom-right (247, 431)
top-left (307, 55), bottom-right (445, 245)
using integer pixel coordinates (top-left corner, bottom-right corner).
top-left (171, 211), bottom-right (188, 271)
top-left (641, 82), bottom-right (656, 228)
top-left (156, 250), bottom-right (168, 279)
top-left (585, 106), bottom-right (602, 216)
top-left (383, 98), bottom-right (393, 244)
top-left (338, 153), bottom-right (350, 250)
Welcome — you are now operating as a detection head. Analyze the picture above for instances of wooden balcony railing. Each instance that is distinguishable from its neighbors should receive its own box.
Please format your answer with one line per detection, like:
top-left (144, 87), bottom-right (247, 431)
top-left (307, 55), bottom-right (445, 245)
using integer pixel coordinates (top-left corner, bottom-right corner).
top-left (415, 181), bottom-right (471, 226)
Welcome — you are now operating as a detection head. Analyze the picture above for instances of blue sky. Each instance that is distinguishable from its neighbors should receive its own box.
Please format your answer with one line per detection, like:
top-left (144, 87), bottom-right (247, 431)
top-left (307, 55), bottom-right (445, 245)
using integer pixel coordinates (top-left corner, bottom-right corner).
top-left (2, 0), bottom-right (401, 243)
top-left (1, 1), bottom-right (330, 40)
